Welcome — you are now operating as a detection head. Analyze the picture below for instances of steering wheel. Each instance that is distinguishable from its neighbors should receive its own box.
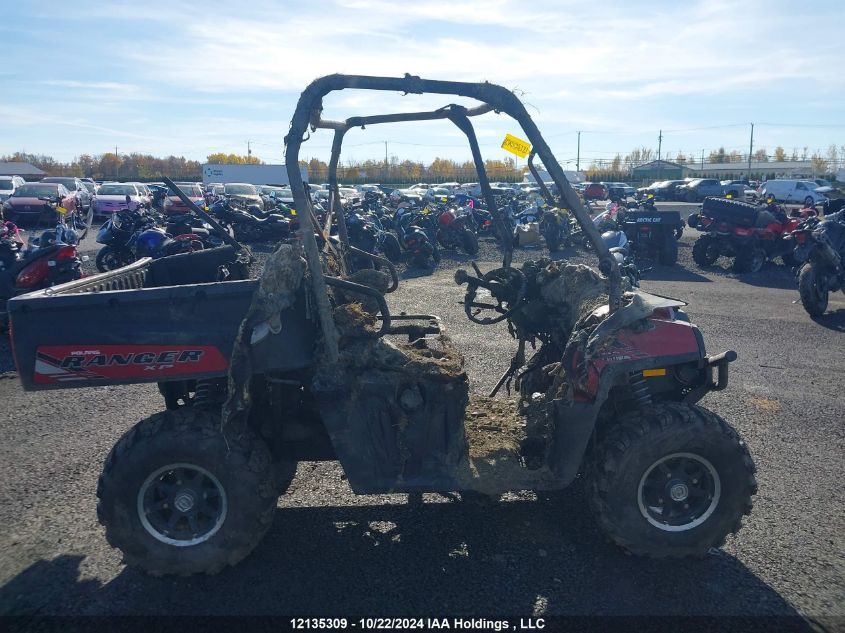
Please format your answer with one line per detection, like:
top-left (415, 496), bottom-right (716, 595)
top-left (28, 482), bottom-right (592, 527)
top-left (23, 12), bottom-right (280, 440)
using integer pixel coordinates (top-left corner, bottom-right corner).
top-left (455, 265), bottom-right (527, 325)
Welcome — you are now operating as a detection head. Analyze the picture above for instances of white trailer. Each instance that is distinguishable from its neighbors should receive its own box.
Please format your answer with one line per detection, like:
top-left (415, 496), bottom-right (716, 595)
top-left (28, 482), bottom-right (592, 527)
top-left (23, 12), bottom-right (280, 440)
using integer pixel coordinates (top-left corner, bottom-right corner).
top-left (201, 163), bottom-right (308, 186)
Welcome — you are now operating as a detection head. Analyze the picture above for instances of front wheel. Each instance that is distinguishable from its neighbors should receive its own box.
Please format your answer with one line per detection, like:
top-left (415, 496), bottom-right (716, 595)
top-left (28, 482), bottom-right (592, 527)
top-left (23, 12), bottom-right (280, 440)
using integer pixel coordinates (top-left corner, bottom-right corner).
top-left (96, 246), bottom-right (133, 272)
top-left (96, 409), bottom-right (286, 575)
top-left (804, 197), bottom-right (814, 208)
top-left (798, 263), bottom-right (829, 316)
top-left (585, 402), bottom-right (756, 558)
top-left (732, 247), bottom-right (766, 273)
top-left (692, 236), bottom-right (720, 267)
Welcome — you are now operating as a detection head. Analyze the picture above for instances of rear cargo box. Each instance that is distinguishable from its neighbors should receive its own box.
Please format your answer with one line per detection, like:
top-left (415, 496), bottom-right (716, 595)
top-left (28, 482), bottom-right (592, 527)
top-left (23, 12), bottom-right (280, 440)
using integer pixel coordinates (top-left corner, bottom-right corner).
top-left (9, 248), bottom-right (317, 391)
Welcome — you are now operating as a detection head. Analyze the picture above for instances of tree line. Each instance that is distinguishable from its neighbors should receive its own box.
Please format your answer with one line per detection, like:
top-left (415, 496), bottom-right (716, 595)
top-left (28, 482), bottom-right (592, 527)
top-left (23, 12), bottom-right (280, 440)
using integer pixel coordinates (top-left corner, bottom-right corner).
top-left (3, 143), bottom-right (840, 184)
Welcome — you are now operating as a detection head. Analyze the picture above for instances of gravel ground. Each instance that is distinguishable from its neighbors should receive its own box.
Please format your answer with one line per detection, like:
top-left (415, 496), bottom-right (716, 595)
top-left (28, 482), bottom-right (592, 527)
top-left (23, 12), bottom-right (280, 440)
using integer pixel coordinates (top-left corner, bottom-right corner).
top-left (0, 204), bottom-right (842, 628)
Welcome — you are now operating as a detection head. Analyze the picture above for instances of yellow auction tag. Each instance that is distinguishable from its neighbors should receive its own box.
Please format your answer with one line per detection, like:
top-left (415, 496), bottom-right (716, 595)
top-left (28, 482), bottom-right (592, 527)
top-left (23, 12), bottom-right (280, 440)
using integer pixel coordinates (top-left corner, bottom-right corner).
top-left (57, 206), bottom-right (68, 215)
top-left (501, 133), bottom-right (531, 158)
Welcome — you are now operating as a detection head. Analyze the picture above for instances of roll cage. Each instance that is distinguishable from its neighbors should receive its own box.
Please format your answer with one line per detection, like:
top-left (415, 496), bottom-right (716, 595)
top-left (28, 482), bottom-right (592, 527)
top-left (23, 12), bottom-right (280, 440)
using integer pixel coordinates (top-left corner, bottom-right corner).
top-left (284, 74), bottom-right (621, 361)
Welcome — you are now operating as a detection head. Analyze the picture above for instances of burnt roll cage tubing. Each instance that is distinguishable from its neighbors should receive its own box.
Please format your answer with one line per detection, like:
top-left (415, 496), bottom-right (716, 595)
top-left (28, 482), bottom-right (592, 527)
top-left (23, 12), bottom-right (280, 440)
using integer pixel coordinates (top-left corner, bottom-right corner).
top-left (284, 74), bottom-right (621, 362)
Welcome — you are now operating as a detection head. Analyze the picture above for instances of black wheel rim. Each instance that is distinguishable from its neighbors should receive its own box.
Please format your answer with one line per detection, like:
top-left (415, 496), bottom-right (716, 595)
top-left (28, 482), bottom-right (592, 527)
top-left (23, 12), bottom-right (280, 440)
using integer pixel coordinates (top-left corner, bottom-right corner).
top-left (137, 463), bottom-right (227, 547)
top-left (638, 452), bottom-right (720, 532)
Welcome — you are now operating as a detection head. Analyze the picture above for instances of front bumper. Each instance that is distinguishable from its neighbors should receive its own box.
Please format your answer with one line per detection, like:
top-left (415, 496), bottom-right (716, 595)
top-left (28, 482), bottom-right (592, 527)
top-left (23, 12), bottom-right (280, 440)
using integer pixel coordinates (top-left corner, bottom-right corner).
top-left (684, 350), bottom-right (737, 403)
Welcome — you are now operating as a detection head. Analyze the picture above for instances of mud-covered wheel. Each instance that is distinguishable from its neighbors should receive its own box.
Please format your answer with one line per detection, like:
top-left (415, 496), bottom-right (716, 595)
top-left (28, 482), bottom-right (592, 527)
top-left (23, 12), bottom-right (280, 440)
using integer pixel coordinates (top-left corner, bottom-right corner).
top-left (733, 247), bottom-right (766, 273)
top-left (798, 262), bottom-right (829, 317)
top-left (692, 236), bottom-right (720, 267)
top-left (96, 408), bottom-right (286, 576)
top-left (585, 402), bottom-right (757, 558)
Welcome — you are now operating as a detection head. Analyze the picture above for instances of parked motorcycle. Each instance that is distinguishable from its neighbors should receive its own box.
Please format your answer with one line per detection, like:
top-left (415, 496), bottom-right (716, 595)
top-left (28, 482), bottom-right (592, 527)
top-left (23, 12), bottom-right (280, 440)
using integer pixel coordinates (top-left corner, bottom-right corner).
top-left (1, 216), bottom-right (84, 328)
top-left (393, 207), bottom-right (439, 267)
top-left (432, 206), bottom-right (478, 255)
top-left (96, 201), bottom-right (206, 272)
top-left (792, 211), bottom-right (845, 316)
top-left (539, 207), bottom-right (572, 252)
top-left (95, 205), bottom-right (152, 271)
top-left (209, 197), bottom-right (291, 243)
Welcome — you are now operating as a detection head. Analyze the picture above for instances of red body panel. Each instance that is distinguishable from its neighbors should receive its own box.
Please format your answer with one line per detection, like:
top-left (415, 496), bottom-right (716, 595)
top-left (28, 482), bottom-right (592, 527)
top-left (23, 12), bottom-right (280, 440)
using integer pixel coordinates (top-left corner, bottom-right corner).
top-left (572, 311), bottom-right (700, 398)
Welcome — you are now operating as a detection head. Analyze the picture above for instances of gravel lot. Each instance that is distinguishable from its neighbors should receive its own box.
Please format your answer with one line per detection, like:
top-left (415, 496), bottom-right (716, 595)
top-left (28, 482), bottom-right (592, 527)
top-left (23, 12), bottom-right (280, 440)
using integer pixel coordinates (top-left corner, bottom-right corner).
top-left (0, 203), bottom-right (842, 628)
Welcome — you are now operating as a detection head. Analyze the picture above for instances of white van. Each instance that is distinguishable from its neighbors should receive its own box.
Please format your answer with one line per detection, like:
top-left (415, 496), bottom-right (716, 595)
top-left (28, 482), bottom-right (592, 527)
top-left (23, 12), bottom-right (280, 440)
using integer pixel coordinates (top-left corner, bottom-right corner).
top-left (759, 179), bottom-right (827, 206)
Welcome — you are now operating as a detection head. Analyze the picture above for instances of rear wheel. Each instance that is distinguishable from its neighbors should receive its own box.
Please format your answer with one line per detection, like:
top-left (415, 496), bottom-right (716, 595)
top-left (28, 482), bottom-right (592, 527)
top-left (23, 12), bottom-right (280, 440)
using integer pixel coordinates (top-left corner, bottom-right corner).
top-left (685, 191), bottom-right (697, 203)
top-left (732, 247), bottom-right (766, 273)
top-left (692, 236), bottom-right (720, 267)
top-left (798, 263), bottom-right (829, 316)
top-left (97, 409), bottom-right (286, 576)
top-left (585, 402), bottom-right (756, 558)
top-left (380, 232), bottom-right (402, 263)
top-left (544, 225), bottom-right (561, 252)
top-left (459, 228), bottom-right (479, 256)
top-left (804, 196), bottom-right (814, 207)
top-left (658, 231), bottom-right (678, 265)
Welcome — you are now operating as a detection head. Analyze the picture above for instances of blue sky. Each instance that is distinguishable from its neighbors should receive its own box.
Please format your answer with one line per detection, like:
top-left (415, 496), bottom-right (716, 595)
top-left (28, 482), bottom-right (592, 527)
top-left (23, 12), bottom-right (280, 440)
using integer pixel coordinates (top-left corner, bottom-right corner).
top-left (2, 0), bottom-right (844, 168)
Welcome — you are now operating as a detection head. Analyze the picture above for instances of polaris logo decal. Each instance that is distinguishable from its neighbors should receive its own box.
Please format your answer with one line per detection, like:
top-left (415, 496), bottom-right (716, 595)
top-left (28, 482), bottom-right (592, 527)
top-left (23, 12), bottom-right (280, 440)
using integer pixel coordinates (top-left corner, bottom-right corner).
top-left (33, 345), bottom-right (228, 384)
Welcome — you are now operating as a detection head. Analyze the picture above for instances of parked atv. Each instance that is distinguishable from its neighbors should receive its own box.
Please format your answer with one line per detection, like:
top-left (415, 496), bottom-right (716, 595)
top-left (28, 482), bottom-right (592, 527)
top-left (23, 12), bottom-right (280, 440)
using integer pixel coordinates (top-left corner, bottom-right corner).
top-left (7, 77), bottom-right (756, 577)
top-left (617, 207), bottom-right (681, 265)
top-left (692, 197), bottom-right (806, 273)
top-left (792, 211), bottom-right (845, 316)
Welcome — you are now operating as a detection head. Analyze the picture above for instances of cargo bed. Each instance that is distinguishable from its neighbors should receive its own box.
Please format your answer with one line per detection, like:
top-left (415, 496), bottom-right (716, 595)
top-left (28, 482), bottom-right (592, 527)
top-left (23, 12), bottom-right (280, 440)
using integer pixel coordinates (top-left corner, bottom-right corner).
top-left (8, 247), bottom-right (317, 391)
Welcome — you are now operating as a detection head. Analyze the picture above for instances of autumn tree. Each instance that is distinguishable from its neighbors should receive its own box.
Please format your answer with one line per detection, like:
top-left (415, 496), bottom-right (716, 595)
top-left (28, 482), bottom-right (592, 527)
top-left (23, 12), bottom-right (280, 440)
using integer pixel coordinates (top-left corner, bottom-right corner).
top-left (810, 152), bottom-right (829, 176)
top-left (708, 147), bottom-right (727, 163)
top-left (773, 146), bottom-right (787, 161)
top-left (753, 148), bottom-right (768, 162)
top-left (206, 153), bottom-right (263, 165)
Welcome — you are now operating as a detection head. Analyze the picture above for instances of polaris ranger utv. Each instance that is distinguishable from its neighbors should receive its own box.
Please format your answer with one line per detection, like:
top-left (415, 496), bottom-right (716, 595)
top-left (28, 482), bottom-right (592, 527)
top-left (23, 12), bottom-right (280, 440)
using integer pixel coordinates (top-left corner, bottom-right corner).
top-left (8, 75), bottom-right (756, 576)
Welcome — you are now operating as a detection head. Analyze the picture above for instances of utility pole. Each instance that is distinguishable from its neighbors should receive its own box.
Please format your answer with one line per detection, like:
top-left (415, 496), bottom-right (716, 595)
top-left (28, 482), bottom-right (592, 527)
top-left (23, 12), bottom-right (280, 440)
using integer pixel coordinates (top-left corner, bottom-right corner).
top-left (115, 146), bottom-right (119, 180)
top-left (247, 140), bottom-right (252, 160)
top-left (701, 149), bottom-right (704, 170)
top-left (576, 131), bottom-right (581, 172)
top-left (747, 123), bottom-right (754, 179)
top-left (384, 141), bottom-right (389, 181)
top-left (657, 130), bottom-right (663, 181)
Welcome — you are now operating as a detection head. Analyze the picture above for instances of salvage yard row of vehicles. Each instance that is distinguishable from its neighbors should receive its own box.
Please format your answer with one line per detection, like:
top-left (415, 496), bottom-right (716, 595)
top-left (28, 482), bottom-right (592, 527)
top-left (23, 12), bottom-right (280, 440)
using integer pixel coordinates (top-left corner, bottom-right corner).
top-left (4, 75), bottom-right (845, 581)
top-left (634, 177), bottom-right (835, 205)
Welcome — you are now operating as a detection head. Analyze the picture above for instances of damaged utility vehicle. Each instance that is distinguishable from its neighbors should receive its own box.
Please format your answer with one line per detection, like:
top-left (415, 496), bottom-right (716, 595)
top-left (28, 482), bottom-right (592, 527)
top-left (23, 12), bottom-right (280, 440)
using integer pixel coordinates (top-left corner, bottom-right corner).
top-left (8, 75), bottom-right (756, 576)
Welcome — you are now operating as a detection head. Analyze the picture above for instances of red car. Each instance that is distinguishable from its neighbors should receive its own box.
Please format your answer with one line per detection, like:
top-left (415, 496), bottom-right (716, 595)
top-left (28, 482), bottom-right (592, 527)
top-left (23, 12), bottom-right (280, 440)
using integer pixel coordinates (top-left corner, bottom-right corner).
top-left (1, 182), bottom-right (77, 224)
top-left (163, 182), bottom-right (206, 215)
top-left (583, 183), bottom-right (609, 201)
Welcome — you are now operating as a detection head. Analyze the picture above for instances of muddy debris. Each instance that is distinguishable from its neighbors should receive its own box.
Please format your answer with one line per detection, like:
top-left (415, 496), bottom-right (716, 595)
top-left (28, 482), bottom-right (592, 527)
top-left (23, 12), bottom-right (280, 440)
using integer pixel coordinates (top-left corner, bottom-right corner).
top-left (333, 269), bottom-right (391, 315)
top-left (457, 394), bottom-right (558, 495)
top-left (224, 243), bottom-right (306, 429)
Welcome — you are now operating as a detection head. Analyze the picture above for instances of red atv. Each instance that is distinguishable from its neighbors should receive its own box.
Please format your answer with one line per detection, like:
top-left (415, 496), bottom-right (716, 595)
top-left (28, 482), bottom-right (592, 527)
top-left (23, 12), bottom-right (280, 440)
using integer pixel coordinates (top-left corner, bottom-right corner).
top-left (8, 76), bottom-right (757, 576)
top-left (692, 197), bottom-right (815, 273)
